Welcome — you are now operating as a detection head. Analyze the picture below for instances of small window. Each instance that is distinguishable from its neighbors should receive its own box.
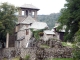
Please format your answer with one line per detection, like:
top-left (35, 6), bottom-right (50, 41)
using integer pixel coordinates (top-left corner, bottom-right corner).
top-left (32, 12), bottom-right (34, 17)
top-left (22, 11), bottom-right (25, 16)
top-left (28, 10), bottom-right (32, 16)
top-left (32, 12), bottom-right (34, 15)
top-left (26, 30), bottom-right (29, 35)
top-left (26, 10), bottom-right (28, 16)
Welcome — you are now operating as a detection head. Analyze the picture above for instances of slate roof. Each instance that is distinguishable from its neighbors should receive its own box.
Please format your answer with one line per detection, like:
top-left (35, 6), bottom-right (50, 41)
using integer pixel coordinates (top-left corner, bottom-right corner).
top-left (44, 30), bottom-right (55, 34)
top-left (29, 22), bottom-right (48, 29)
top-left (51, 29), bottom-right (55, 31)
top-left (20, 16), bottom-right (36, 24)
top-left (20, 4), bottom-right (39, 10)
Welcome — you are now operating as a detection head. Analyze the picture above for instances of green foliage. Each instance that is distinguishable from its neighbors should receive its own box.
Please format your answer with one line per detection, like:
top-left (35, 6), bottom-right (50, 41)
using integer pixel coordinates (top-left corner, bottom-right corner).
top-left (47, 58), bottom-right (73, 60)
top-left (58, 0), bottom-right (80, 42)
top-left (25, 55), bottom-right (30, 60)
top-left (72, 23), bottom-right (80, 60)
top-left (30, 29), bottom-right (42, 40)
top-left (75, 24), bottom-right (80, 42)
top-left (0, 2), bottom-right (18, 47)
top-left (0, 2), bottom-right (18, 33)
top-left (40, 44), bottom-right (50, 48)
top-left (37, 13), bottom-right (61, 29)
top-left (61, 42), bottom-right (73, 47)
top-left (33, 30), bottom-right (40, 40)
top-left (73, 45), bottom-right (80, 60)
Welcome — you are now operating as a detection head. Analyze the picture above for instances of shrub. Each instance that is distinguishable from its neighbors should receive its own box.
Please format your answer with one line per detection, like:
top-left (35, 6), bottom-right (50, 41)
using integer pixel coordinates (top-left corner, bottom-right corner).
top-left (73, 29), bottom-right (80, 60)
top-left (25, 55), bottom-right (30, 60)
top-left (73, 45), bottom-right (80, 60)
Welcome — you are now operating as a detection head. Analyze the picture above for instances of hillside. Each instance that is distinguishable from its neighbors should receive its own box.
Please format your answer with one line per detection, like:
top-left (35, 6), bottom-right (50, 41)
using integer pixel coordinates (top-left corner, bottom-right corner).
top-left (37, 13), bottom-right (61, 29)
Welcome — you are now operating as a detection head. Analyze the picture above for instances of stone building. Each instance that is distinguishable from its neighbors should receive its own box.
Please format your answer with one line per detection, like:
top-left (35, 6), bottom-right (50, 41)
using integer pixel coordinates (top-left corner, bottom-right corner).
top-left (51, 23), bottom-right (66, 41)
top-left (8, 4), bottom-right (40, 48)
top-left (43, 30), bottom-right (55, 41)
top-left (8, 4), bottom-right (49, 48)
top-left (15, 4), bottom-right (40, 48)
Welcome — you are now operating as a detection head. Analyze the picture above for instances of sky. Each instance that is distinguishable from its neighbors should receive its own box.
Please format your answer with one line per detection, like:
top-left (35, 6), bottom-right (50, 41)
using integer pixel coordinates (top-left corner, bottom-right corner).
top-left (0, 0), bottom-right (66, 15)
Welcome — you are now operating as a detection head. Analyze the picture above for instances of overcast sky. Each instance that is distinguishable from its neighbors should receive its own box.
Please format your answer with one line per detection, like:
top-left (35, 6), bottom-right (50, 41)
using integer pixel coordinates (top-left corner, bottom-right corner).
top-left (0, 0), bottom-right (66, 15)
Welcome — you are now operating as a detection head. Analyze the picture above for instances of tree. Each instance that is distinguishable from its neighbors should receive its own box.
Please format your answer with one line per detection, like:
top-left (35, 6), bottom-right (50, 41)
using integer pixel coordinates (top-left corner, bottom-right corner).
top-left (58, 0), bottom-right (80, 42)
top-left (37, 13), bottom-right (60, 29)
top-left (0, 2), bottom-right (18, 48)
top-left (73, 23), bottom-right (80, 60)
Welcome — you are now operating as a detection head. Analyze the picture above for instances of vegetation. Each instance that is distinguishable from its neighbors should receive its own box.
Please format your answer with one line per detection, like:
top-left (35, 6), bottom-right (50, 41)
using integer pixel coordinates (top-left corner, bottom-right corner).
top-left (3, 57), bottom-right (19, 60)
top-left (31, 29), bottom-right (45, 40)
top-left (47, 58), bottom-right (73, 60)
top-left (73, 46), bottom-right (80, 60)
top-left (25, 55), bottom-right (30, 60)
top-left (57, 0), bottom-right (80, 59)
top-left (30, 29), bottom-right (41, 40)
top-left (33, 30), bottom-right (40, 40)
top-left (61, 42), bottom-right (73, 48)
top-left (12, 58), bottom-right (19, 60)
top-left (0, 2), bottom-right (18, 48)
top-left (40, 44), bottom-right (50, 48)
top-left (72, 23), bottom-right (80, 60)
top-left (58, 0), bottom-right (80, 42)
top-left (37, 13), bottom-right (60, 29)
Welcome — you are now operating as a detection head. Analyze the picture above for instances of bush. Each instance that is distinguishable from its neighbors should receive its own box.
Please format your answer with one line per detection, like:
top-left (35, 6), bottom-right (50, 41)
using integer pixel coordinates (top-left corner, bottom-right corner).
top-left (24, 55), bottom-right (30, 60)
top-left (73, 29), bottom-right (80, 60)
top-left (73, 45), bottom-right (80, 60)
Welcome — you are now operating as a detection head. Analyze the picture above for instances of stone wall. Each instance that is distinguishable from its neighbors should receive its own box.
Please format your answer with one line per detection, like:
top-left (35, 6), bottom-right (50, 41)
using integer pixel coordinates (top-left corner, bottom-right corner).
top-left (20, 48), bottom-right (37, 60)
top-left (44, 48), bottom-right (72, 59)
top-left (0, 40), bottom-right (73, 60)
top-left (0, 48), bottom-right (21, 58)
top-left (0, 47), bottom-right (73, 60)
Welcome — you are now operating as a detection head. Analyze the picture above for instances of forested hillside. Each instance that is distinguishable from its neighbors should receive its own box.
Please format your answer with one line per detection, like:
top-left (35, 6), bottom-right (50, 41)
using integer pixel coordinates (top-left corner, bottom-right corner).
top-left (37, 13), bottom-right (61, 29)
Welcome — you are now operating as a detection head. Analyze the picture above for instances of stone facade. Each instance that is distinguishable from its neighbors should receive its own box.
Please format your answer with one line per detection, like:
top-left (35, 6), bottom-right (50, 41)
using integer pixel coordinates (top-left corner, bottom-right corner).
top-left (16, 29), bottom-right (32, 48)
top-left (43, 33), bottom-right (54, 41)
top-left (8, 4), bottom-right (39, 48)
top-left (14, 4), bottom-right (39, 48)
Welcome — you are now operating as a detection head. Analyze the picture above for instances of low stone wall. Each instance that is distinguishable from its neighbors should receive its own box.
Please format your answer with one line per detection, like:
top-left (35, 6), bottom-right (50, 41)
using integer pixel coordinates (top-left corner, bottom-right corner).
top-left (44, 47), bottom-right (72, 58)
top-left (0, 48), bottom-right (21, 58)
top-left (0, 40), bottom-right (73, 60)
top-left (20, 48), bottom-right (37, 60)
top-left (0, 47), bottom-right (72, 60)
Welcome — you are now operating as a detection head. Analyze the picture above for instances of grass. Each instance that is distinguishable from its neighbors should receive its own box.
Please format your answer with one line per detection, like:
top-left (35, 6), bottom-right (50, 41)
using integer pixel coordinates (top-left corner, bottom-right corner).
top-left (3, 58), bottom-right (7, 60)
top-left (25, 55), bottom-right (30, 60)
top-left (3, 57), bottom-right (19, 60)
top-left (47, 58), bottom-right (73, 60)
top-left (61, 42), bottom-right (73, 48)
top-left (12, 57), bottom-right (19, 60)
top-left (40, 44), bottom-right (50, 48)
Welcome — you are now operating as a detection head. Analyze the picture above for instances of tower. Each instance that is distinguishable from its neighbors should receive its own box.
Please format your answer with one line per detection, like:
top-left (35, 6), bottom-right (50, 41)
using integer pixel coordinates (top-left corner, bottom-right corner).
top-left (18, 4), bottom-right (39, 22)
top-left (9, 4), bottom-right (39, 48)
top-left (15, 4), bottom-right (40, 48)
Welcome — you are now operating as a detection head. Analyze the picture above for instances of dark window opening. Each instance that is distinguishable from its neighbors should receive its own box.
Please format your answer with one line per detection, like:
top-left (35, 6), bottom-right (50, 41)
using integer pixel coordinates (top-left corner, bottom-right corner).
top-left (26, 30), bottom-right (29, 35)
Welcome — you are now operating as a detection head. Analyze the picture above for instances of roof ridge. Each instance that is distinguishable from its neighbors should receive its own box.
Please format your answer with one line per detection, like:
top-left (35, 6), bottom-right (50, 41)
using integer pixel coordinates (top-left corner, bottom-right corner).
top-left (20, 4), bottom-right (39, 10)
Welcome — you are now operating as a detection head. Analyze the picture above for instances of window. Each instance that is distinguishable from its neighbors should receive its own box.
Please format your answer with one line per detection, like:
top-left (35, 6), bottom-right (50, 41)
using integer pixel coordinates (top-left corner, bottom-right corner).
top-left (22, 11), bottom-right (25, 15)
top-left (32, 12), bottom-right (34, 17)
top-left (26, 10), bottom-right (28, 16)
top-left (26, 30), bottom-right (29, 35)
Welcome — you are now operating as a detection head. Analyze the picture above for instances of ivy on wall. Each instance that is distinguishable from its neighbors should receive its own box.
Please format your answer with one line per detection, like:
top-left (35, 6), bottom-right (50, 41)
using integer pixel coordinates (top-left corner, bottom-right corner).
top-left (30, 28), bottom-right (45, 40)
